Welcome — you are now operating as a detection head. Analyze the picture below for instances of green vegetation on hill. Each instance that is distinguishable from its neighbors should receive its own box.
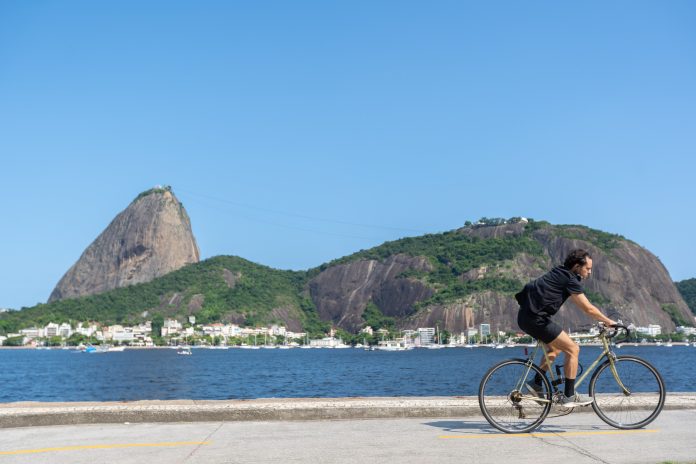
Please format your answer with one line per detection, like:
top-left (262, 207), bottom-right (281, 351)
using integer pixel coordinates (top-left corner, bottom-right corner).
top-left (0, 256), bottom-right (311, 335)
top-left (1, 219), bottom-right (632, 334)
top-left (676, 278), bottom-right (696, 315)
top-left (132, 185), bottom-right (172, 203)
top-left (552, 225), bottom-right (627, 253)
top-left (319, 221), bottom-right (545, 307)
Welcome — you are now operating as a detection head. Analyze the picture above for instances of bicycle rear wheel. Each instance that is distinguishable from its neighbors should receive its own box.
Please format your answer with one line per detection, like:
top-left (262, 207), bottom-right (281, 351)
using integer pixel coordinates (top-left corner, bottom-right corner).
top-left (479, 359), bottom-right (552, 433)
top-left (589, 355), bottom-right (665, 429)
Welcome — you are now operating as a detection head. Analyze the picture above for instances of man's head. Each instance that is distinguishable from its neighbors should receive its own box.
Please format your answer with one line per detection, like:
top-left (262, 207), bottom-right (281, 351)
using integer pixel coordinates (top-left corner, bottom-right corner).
top-left (564, 249), bottom-right (592, 279)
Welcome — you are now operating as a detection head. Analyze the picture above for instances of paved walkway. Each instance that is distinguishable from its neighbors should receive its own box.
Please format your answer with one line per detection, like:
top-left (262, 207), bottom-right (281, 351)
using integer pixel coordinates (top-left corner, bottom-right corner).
top-left (1, 409), bottom-right (695, 463)
top-left (1, 395), bottom-right (695, 428)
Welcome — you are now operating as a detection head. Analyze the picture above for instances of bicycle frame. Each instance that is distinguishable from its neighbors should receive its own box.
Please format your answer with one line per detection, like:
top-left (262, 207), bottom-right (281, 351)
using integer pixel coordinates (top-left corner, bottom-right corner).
top-left (516, 331), bottom-right (630, 401)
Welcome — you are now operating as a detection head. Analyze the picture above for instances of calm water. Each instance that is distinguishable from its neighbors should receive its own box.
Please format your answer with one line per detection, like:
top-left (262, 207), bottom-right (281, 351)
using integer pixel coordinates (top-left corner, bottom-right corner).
top-left (0, 345), bottom-right (693, 402)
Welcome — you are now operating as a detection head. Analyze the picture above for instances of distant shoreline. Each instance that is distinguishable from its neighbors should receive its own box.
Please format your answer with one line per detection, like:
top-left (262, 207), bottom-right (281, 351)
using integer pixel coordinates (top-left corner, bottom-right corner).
top-left (1, 343), bottom-right (693, 350)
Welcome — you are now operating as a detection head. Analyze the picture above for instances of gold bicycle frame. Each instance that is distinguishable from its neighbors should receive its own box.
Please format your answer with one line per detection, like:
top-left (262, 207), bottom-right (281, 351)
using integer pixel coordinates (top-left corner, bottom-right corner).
top-left (515, 330), bottom-right (630, 402)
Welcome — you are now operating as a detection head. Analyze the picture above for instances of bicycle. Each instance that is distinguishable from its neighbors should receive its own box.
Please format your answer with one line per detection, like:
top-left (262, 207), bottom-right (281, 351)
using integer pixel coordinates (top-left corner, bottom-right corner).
top-left (478, 323), bottom-right (666, 433)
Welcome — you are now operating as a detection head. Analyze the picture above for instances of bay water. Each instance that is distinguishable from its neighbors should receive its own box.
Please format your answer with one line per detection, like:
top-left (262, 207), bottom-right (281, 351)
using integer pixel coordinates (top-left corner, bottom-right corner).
top-left (0, 345), bottom-right (692, 403)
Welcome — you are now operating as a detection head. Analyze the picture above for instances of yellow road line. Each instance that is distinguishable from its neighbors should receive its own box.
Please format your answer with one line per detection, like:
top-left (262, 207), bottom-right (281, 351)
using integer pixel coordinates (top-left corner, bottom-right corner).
top-left (0, 441), bottom-right (211, 456)
top-left (440, 429), bottom-right (659, 439)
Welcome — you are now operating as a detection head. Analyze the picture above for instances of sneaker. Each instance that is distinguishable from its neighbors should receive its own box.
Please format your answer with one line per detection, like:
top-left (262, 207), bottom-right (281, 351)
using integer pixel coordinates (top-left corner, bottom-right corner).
top-left (559, 393), bottom-right (594, 408)
top-left (525, 382), bottom-right (544, 398)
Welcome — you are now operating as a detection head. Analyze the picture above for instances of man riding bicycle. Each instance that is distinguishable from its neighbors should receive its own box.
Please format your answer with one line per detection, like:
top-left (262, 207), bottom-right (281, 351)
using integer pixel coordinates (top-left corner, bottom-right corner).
top-left (515, 249), bottom-right (616, 408)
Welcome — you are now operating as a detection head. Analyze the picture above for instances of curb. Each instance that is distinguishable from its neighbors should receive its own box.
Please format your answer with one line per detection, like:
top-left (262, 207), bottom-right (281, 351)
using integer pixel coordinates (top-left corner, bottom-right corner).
top-left (1, 395), bottom-right (695, 428)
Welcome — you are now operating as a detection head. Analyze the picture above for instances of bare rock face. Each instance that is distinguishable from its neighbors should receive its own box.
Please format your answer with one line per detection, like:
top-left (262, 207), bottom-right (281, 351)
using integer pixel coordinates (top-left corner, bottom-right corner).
top-left (48, 188), bottom-right (200, 302)
top-left (309, 223), bottom-right (692, 334)
top-left (531, 227), bottom-right (692, 332)
top-left (308, 254), bottom-right (434, 331)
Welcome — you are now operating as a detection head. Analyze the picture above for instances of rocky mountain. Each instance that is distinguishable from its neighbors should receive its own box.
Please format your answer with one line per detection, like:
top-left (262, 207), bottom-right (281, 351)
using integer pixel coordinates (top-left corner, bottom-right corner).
top-left (48, 187), bottom-right (200, 302)
top-left (307, 221), bottom-right (693, 333)
top-left (4, 218), bottom-right (692, 337)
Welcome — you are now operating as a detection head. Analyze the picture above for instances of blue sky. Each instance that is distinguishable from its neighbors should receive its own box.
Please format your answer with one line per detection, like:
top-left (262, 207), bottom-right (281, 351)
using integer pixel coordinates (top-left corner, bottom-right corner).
top-left (1, 1), bottom-right (695, 309)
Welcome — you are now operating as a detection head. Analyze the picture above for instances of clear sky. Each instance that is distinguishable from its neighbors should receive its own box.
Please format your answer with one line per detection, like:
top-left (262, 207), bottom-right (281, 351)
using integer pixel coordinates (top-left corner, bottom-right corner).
top-left (1, 1), bottom-right (695, 310)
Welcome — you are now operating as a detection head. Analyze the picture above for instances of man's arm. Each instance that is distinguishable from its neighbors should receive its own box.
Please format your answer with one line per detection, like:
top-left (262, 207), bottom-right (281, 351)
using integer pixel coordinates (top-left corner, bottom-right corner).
top-left (569, 293), bottom-right (617, 326)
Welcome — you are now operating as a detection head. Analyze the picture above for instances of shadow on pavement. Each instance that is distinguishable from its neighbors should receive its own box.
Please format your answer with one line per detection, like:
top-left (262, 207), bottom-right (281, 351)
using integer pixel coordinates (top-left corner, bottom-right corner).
top-left (422, 420), bottom-right (608, 434)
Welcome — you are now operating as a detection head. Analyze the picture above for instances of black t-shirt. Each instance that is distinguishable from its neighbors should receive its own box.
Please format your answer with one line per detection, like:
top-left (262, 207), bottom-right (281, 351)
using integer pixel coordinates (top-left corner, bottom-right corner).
top-left (515, 266), bottom-right (584, 318)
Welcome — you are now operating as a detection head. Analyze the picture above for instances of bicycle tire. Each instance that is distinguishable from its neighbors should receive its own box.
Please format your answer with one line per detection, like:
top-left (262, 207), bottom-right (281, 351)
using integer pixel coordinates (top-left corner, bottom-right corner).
top-left (479, 359), bottom-right (552, 433)
top-left (589, 355), bottom-right (665, 429)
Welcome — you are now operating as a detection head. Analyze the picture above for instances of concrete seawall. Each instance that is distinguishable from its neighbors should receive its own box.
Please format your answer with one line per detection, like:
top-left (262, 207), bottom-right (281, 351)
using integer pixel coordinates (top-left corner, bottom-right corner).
top-left (2, 394), bottom-right (696, 428)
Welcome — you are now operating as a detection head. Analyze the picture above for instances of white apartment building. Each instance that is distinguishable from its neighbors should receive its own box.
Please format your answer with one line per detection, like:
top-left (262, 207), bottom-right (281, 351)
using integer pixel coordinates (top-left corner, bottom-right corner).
top-left (418, 328), bottom-right (435, 345)
top-left (112, 328), bottom-right (135, 342)
top-left (44, 323), bottom-right (59, 337)
top-left (636, 324), bottom-right (662, 336)
top-left (58, 323), bottom-right (72, 338)
top-left (285, 331), bottom-right (307, 341)
top-left (76, 323), bottom-right (98, 337)
top-left (270, 325), bottom-right (286, 337)
top-left (20, 327), bottom-right (43, 338)
top-left (161, 319), bottom-right (183, 337)
top-left (676, 326), bottom-right (696, 336)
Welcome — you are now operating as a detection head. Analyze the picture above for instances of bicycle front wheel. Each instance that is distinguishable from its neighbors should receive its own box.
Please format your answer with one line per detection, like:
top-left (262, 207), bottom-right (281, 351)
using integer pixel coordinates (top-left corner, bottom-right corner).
top-left (589, 355), bottom-right (665, 429)
top-left (479, 359), bottom-right (552, 433)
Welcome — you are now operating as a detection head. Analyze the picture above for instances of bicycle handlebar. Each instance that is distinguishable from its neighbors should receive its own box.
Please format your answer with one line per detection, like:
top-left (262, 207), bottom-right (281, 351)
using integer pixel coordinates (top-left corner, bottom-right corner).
top-left (599, 322), bottom-right (631, 341)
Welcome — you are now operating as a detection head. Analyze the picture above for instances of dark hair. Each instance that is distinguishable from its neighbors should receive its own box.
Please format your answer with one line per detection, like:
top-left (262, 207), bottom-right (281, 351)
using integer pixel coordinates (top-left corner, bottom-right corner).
top-left (564, 249), bottom-right (591, 270)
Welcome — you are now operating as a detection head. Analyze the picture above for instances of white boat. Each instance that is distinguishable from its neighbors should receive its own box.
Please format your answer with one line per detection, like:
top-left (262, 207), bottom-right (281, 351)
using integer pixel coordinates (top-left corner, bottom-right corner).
top-left (375, 340), bottom-right (413, 351)
top-left (177, 346), bottom-right (192, 355)
top-left (426, 344), bottom-right (445, 349)
top-left (107, 346), bottom-right (126, 352)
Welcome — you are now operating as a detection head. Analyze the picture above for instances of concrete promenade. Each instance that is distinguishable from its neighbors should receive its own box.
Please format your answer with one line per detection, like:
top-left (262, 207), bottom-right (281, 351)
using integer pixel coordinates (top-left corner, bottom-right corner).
top-left (2, 394), bottom-right (696, 428)
top-left (1, 406), bottom-right (696, 463)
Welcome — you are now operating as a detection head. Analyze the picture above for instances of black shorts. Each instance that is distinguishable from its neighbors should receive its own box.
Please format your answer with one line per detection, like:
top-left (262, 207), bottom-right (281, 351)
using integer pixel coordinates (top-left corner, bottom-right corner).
top-left (517, 308), bottom-right (563, 344)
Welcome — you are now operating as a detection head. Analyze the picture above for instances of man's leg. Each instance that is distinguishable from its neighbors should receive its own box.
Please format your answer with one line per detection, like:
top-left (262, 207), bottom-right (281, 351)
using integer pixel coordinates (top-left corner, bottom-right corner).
top-left (547, 331), bottom-right (592, 406)
top-left (546, 331), bottom-right (579, 380)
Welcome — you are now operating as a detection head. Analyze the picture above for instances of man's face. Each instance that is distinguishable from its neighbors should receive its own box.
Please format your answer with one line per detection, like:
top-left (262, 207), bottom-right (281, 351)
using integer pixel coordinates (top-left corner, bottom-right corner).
top-left (577, 257), bottom-right (593, 280)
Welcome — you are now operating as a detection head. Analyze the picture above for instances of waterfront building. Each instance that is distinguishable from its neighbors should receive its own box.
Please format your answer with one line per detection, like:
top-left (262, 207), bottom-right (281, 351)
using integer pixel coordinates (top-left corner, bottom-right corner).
top-left (310, 337), bottom-right (348, 348)
top-left (676, 326), bottom-right (696, 336)
top-left (636, 324), bottom-right (662, 337)
top-left (285, 330), bottom-right (307, 341)
top-left (44, 323), bottom-right (59, 337)
top-left (270, 325), bottom-right (284, 336)
top-left (20, 327), bottom-right (43, 338)
top-left (161, 319), bottom-right (183, 337)
top-left (418, 328), bottom-right (435, 345)
top-left (112, 328), bottom-right (135, 343)
top-left (202, 323), bottom-right (225, 337)
top-left (479, 324), bottom-right (491, 339)
top-left (76, 323), bottom-right (98, 337)
top-left (58, 323), bottom-right (72, 338)
top-left (360, 326), bottom-right (374, 336)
